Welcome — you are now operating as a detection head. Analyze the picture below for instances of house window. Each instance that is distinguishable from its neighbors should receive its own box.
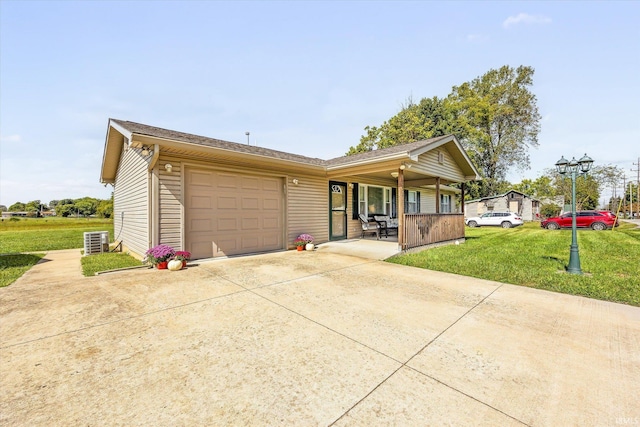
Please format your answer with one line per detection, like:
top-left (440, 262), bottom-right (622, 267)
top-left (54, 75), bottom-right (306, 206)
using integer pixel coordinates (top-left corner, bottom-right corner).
top-left (440, 194), bottom-right (452, 213)
top-left (358, 185), bottom-right (391, 216)
top-left (407, 191), bottom-right (418, 214)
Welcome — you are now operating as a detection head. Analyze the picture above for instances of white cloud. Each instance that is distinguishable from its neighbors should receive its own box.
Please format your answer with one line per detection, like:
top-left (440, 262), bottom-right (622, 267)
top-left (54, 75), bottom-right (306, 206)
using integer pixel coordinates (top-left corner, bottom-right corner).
top-left (503, 13), bottom-right (552, 29)
top-left (0, 134), bottom-right (21, 142)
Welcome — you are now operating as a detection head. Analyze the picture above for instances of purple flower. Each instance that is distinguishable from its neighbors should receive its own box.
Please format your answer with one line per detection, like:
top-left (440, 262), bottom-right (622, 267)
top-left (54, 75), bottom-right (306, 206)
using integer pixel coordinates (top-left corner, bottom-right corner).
top-left (145, 244), bottom-right (175, 264)
top-left (296, 234), bottom-right (314, 243)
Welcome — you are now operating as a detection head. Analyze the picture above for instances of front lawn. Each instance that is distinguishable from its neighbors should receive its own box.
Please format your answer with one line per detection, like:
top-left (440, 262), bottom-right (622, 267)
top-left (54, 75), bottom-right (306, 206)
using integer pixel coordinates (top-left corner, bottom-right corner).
top-left (0, 217), bottom-right (114, 253)
top-left (388, 222), bottom-right (640, 306)
top-left (0, 253), bottom-right (45, 287)
top-left (81, 252), bottom-right (144, 276)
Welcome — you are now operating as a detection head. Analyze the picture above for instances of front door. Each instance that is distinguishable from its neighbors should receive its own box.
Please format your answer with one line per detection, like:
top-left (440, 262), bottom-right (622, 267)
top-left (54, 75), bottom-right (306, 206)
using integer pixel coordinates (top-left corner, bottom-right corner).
top-left (329, 181), bottom-right (347, 240)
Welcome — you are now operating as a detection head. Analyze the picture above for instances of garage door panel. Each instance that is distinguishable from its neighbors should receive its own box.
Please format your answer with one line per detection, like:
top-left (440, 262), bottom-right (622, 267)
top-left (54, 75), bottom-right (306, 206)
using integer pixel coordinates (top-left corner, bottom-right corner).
top-left (217, 196), bottom-right (238, 209)
top-left (190, 196), bottom-right (211, 209)
top-left (241, 217), bottom-right (260, 229)
top-left (241, 177), bottom-right (260, 190)
top-left (262, 179), bottom-right (280, 191)
top-left (241, 197), bottom-right (259, 210)
top-left (190, 172), bottom-right (213, 187)
top-left (190, 219), bottom-right (212, 232)
top-left (262, 217), bottom-right (279, 229)
top-left (217, 217), bottom-right (239, 231)
top-left (186, 168), bottom-right (284, 259)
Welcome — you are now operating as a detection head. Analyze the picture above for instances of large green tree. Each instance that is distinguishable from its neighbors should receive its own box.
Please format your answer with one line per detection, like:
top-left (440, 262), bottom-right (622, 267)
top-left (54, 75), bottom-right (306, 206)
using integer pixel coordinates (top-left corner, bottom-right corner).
top-left (347, 65), bottom-right (542, 198)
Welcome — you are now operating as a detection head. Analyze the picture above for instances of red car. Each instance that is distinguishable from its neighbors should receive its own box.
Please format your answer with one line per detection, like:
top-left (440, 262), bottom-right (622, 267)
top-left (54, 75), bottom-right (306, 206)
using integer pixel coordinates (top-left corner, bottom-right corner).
top-left (541, 210), bottom-right (618, 230)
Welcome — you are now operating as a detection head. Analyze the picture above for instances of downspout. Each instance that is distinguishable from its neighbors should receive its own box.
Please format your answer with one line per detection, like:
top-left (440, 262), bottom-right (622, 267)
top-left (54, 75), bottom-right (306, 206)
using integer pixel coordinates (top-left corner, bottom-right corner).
top-left (149, 144), bottom-right (160, 247)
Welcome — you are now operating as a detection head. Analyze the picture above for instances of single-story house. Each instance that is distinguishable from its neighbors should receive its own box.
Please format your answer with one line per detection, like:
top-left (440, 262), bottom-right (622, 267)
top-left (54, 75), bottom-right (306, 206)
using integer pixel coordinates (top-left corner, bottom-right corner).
top-left (100, 119), bottom-right (481, 260)
top-left (464, 190), bottom-right (541, 221)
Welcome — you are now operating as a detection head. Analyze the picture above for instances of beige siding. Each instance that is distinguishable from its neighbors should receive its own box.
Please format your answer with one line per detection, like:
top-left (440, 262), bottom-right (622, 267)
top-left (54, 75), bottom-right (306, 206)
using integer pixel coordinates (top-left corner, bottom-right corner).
top-left (412, 148), bottom-right (465, 182)
top-left (113, 145), bottom-right (149, 258)
top-left (157, 155), bottom-right (183, 250)
top-left (286, 175), bottom-right (329, 247)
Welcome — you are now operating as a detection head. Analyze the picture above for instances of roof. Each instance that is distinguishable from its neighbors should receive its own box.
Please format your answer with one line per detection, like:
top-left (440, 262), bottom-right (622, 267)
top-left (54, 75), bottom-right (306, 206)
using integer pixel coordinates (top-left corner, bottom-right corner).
top-left (110, 119), bottom-right (326, 166)
top-left (465, 189), bottom-right (540, 204)
top-left (101, 119), bottom-right (481, 182)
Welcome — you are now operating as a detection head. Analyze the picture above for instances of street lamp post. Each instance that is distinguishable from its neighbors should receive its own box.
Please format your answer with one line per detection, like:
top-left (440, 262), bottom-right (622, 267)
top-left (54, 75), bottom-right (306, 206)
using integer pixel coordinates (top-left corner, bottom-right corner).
top-left (555, 154), bottom-right (594, 274)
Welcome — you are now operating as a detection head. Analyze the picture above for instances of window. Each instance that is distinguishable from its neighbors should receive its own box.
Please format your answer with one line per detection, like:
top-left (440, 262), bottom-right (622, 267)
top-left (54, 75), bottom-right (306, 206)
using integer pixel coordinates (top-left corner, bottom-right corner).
top-left (440, 194), bottom-right (452, 213)
top-left (358, 185), bottom-right (391, 216)
top-left (407, 191), bottom-right (418, 213)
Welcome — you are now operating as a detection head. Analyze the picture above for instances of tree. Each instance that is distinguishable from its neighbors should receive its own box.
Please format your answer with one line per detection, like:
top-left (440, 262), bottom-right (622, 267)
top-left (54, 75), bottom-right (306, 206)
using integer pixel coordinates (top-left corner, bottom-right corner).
top-left (55, 203), bottom-right (75, 217)
top-left (448, 65), bottom-right (541, 197)
top-left (8, 202), bottom-right (25, 212)
top-left (97, 198), bottom-right (113, 218)
top-left (0, 205), bottom-right (7, 212)
top-left (347, 65), bottom-right (541, 199)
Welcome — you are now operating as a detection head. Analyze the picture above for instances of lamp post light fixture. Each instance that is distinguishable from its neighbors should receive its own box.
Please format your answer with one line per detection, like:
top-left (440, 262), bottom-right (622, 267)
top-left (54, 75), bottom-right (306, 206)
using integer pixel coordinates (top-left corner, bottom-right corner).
top-left (555, 153), bottom-right (594, 274)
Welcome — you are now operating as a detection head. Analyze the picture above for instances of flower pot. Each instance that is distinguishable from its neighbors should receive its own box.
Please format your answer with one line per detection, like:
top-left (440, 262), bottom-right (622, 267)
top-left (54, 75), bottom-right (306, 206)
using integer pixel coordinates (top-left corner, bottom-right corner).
top-left (296, 246), bottom-right (304, 251)
top-left (156, 261), bottom-right (168, 269)
top-left (305, 243), bottom-right (314, 251)
top-left (182, 260), bottom-right (187, 268)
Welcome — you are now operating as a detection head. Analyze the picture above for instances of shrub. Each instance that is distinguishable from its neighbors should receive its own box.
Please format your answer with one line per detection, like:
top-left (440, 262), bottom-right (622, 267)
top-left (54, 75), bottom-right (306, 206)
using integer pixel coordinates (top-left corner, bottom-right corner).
top-left (540, 203), bottom-right (561, 219)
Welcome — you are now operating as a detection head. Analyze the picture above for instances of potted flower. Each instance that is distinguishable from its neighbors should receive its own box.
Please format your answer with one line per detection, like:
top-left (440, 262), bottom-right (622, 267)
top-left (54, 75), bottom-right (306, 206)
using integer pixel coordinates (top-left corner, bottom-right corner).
top-left (174, 251), bottom-right (191, 268)
top-left (294, 239), bottom-right (306, 251)
top-left (144, 244), bottom-right (175, 269)
top-left (296, 233), bottom-right (315, 251)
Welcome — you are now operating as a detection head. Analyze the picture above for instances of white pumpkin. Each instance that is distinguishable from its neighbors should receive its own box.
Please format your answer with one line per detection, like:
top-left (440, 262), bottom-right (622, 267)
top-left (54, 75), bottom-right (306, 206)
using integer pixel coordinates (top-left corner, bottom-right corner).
top-left (167, 259), bottom-right (183, 271)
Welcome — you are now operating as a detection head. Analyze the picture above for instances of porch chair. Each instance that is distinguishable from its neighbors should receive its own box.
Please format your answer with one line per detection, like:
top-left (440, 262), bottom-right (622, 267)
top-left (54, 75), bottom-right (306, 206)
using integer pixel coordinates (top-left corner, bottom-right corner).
top-left (373, 215), bottom-right (398, 238)
top-left (358, 213), bottom-right (380, 239)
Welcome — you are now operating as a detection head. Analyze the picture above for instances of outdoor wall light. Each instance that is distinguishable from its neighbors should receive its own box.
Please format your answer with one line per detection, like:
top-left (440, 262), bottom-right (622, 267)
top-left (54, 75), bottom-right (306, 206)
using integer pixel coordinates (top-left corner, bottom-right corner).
top-left (292, 178), bottom-right (299, 185)
top-left (164, 163), bottom-right (173, 173)
top-left (399, 164), bottom-right (405, 170)
top-left (141, 145), bottom-right (152, 156)
top-left (391, 172), bottom-right (399, 178)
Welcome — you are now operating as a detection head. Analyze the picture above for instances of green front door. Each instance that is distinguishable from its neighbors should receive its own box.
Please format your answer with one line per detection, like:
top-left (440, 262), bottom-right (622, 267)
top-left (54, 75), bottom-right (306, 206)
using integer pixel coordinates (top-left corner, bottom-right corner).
top-left (329, 181), bottom-right (347, 240)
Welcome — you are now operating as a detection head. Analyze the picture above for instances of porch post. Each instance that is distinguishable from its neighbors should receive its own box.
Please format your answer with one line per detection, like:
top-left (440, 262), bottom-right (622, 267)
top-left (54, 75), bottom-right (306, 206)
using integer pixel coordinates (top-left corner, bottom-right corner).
top-left (435, 177), bottom-right (441, 214)
top-left (397, 168), bottom-right (405, 250)
top-left (461, 182), bottom-right (465, 214)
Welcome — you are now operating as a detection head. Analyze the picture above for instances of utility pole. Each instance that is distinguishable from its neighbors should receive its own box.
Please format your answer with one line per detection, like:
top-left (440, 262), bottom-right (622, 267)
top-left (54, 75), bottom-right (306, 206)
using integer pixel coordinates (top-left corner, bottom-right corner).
top-left (633, 158), bottom-right (640, 218)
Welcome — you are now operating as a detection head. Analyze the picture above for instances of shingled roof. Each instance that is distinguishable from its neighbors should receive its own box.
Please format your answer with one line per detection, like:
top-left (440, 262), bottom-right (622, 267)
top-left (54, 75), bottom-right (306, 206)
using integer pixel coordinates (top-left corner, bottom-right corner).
top-left (110, 119), bottom-right (327, 167)
top-left (111, 119), bottom-right (458, 169)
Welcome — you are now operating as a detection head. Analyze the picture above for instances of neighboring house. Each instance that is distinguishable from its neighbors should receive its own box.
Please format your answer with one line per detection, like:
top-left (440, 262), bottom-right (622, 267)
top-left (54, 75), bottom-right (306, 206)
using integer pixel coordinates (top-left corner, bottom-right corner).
top-left (465, 190), bottom-right (541, 221)
top-left (100, 119), bottom-right (481, 260)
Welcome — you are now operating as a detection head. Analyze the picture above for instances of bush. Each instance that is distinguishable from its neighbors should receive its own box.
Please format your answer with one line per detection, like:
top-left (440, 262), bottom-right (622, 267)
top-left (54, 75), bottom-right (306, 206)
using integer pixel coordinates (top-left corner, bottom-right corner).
top-left (540, 203), bottom-right (561, 219)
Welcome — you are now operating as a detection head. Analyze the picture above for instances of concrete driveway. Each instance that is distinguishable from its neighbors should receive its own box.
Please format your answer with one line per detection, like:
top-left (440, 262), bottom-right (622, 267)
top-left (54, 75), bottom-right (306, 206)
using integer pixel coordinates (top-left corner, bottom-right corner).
top-left (1, 248), bottom-right (638, 426)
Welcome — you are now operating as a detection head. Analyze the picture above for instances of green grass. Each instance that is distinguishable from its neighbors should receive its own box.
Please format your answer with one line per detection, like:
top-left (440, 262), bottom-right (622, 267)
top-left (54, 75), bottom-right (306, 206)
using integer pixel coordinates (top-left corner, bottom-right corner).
top-left (81, 252), bottom-right (144, 276)
top-left (388, 222), bottom-right (640, 306)
top-left (0, 217), bottom-right (114, 253)
top-left (0, 253), bottom-right (45, 287)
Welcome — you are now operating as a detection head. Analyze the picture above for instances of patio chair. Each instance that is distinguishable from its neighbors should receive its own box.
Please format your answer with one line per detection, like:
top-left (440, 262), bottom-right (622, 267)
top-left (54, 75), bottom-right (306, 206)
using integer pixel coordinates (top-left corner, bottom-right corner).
top-left (358, 213), bottom-right (380, 239)
top-left (374, 215), bottom-right (398, 238)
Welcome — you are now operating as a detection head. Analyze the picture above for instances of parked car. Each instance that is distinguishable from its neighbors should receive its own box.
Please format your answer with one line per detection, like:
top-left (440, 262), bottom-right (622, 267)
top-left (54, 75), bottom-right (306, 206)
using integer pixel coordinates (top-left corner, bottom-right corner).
top-left (540, 210), bottom-right (618, 230)
top-left (465, 212), bottom-right (523, 228)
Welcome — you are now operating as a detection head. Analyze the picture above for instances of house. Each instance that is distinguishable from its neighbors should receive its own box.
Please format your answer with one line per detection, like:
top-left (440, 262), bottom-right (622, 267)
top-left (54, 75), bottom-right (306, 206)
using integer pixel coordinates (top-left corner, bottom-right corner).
top-left (100, 119), bottom-right (481, 260)
top-left (464, 190), bottom-right (541, 221)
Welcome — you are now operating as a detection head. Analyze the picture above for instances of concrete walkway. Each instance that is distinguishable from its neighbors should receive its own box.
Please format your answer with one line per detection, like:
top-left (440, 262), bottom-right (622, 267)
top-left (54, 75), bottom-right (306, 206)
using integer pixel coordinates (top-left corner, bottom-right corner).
top-left (1, 249), bottom-right (638, 426)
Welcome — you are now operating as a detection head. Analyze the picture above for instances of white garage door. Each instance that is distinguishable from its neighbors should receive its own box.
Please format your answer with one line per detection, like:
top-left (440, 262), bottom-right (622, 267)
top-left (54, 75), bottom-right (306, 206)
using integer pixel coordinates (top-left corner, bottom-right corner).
top-left (185, 168), bottom-right (284, 259)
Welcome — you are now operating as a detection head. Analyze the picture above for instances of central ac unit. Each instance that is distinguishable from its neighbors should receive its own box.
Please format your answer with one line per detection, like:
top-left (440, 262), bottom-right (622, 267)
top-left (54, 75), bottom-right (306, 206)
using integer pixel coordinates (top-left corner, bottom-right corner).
top-left (84, 231), bottom-right (109, 255)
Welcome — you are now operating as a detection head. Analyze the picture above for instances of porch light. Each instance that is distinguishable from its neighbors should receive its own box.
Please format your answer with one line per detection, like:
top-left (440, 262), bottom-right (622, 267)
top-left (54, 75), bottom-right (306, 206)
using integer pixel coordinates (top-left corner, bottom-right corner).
top-left (164, 163), bottom-right (173, 173)
top-left (391, 172), bottom-right (399, 178)
top-left (141, 145), bottom-right (152, 156)
top-left (292, 178), bottom-right (299, 185)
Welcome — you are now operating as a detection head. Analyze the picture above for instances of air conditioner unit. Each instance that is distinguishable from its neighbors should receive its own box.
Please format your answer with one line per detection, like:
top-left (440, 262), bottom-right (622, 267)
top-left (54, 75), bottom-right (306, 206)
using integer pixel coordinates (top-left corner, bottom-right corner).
top-left (84, 231), bottom-right (109, 255)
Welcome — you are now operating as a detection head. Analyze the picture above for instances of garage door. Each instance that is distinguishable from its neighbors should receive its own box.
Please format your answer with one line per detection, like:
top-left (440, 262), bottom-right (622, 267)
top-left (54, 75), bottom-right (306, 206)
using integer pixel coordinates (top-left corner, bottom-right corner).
top-left (185, 168), bottom-right (284, 259)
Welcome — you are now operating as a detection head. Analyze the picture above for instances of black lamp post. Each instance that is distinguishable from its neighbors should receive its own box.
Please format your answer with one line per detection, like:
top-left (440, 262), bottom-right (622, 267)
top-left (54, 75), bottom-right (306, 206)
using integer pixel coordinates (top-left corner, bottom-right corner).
top-left (555, 154), bottom-right (594, 274)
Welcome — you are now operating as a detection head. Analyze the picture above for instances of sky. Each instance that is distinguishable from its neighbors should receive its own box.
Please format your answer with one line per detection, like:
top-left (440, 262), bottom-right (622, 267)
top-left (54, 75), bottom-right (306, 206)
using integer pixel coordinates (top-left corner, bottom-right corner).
top-left (1, 0), bottom-right (639, 207)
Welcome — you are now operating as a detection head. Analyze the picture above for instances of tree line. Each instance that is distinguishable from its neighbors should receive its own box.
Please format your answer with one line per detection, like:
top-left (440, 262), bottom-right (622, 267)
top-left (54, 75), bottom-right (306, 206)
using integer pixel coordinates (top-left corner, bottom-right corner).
top-left (348, 64), bottom-right (635, 212)
top-left (1, 196), bottom-right (114, 218)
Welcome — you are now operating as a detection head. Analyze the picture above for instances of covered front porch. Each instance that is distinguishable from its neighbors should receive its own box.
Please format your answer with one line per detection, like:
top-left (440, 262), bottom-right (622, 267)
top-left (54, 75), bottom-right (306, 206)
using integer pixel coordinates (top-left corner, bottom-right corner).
top-left (325, 135), bottom-right (479, 251)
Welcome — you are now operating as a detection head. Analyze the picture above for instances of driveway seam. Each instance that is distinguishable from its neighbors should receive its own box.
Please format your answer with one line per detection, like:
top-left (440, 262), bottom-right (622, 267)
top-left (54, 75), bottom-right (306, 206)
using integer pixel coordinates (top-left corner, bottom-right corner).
top-left (329, 282), bottom-right (530, 427)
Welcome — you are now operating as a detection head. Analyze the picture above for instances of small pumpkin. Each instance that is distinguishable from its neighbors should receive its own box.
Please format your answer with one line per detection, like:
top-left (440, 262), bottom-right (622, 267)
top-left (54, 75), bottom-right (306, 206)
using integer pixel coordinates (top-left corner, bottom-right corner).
top-left (167, 259), bottom-right (183, 271)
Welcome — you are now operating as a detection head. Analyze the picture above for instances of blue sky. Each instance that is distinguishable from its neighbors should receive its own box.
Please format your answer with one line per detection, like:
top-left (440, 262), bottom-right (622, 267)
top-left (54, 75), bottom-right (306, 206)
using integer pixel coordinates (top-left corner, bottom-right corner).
top-left (1, 0), bottom-right (638, 207)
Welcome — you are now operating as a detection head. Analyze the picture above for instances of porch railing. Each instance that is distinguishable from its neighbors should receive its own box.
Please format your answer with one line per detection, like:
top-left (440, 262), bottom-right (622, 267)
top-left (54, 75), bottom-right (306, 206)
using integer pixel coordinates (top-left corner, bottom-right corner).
top-left (403, 213), bottom-right (465, 249)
